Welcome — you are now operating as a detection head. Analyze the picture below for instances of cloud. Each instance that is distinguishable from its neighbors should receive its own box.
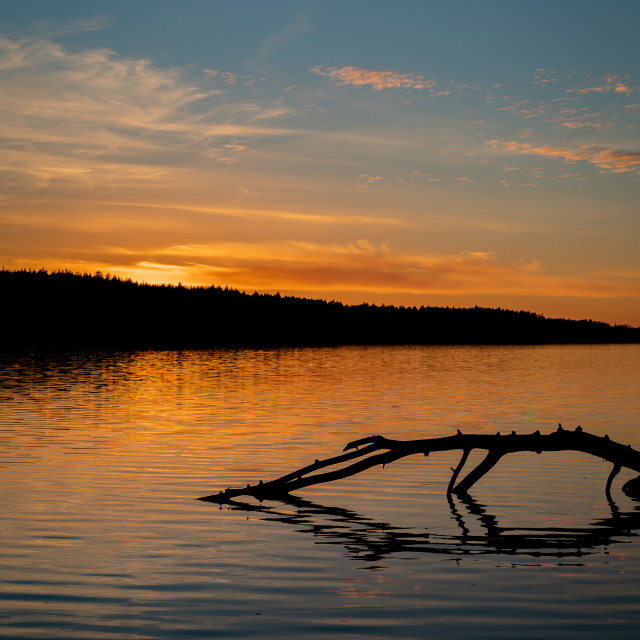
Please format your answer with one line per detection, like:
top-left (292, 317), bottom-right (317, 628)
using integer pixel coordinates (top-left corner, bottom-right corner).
top-left (153, 242), bottom-right (543, 293)
top-left (310, 65), bottom-right (437, 90)
top-left (0, 35), bottom-right (208, 146)
top-left (493, 71), bottom-right (638, 135)
top-left (6, 235), bottom-right (640, 303)
top-left (107, 202), bottom-right (406, 227)
top-left (532, 69), bottom-right (560, 85)
top-left (486, 140), bottom-right (640, 174)
top-left (251, 11), bottom-right (313, 71)
top-left (1, 33), bottom-right (427, 210)
top-left (495, 99), bottom-right (549, 118)
top-left (6, 16), bottom-right (112, 41)
top-left (0, 33), bottom-right (310, 201)
top-left (202, 69), bottom-right (254, 85)
top-left (354, 174), bottom-right (385, 188)
top-left (546, 107), bottom-right (607, 131)
top-left (55, 240), bottom-right (633, 300)
top-left (558, 120), bottom-right (605, 130)
top-left (223, 143), bottom-right (247, 153)
top-left (567, 74), bottom-right (634, 96)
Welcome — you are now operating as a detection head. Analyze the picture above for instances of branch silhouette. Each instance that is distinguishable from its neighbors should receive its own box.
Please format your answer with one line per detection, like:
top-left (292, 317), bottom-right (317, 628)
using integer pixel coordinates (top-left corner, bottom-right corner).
top-left (201, 426), bottom-right (640, 502)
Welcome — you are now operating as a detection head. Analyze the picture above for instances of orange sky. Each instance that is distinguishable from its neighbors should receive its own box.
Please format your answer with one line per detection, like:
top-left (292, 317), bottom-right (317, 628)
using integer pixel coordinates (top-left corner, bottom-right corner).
top-left (1, 2), bottom-right (639, 326)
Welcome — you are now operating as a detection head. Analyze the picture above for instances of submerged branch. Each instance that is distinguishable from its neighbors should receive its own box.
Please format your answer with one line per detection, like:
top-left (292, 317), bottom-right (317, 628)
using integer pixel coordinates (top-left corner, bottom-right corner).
top-left (200, 426), bottom-right (640, 502)
top-left (447, 448), bottom-right (470, 496)
top-left (454, 449), bottom-right (504, 496)
top-left (606, 464), bottom-right (622, 502)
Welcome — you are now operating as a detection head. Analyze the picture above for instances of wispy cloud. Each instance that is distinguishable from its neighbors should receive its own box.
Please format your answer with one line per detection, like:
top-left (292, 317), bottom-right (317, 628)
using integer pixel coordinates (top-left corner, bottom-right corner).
top-left (310, 65), bottom-right (437, 90)
top-left (202, 69), bottom-right (254, 85)
top-left (148, 241), bottom-right (544, 293)
top-left (531, 68), bottom-right (560, 85)
top-left (354, 174), bottom-right (385, 188)
top-left (55, 240), bottom-right (633, 300)
top-left (0, 33), bottom-right (310, 200)
top-left (6, 239), bottom-right (639, 301)
top-left (251, 11), bottom-right (313, 70)
top-left (492, 70), bottom-right (638, 135)
top-left (15, 16), bottom-right (112, 39)
top-left (486, 140), bottom-right (640, 174)
top-left (556, 119), bottom-right (605, 130)
top-left (108, 203), bottom-right (406, 227)
top-left (495, 99), bottom-right (549, 118)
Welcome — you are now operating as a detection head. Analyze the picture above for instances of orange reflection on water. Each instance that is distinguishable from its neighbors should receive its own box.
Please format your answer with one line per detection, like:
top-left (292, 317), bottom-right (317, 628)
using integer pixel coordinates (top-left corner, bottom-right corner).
top-left (1, 345), bottom-right (640, 639)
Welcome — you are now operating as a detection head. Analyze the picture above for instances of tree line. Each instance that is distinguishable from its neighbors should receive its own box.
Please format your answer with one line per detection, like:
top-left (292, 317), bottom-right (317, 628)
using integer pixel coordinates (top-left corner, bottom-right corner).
top-left (1, 268), bottom-right (638, 350)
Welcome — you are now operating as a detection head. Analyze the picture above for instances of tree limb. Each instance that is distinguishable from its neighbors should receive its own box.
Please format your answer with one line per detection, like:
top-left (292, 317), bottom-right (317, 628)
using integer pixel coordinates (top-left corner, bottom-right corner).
top-left (453, 449), bottom-right (504, 496)
top-left (447, 448), bottom-right (470, 496)
top-left (200, 426), bottom-right (640, 502)
top-left (605, 463), bottom-right (621, 502)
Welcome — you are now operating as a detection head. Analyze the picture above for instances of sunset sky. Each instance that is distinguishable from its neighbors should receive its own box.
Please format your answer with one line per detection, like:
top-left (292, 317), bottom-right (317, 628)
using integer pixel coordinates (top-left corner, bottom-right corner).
top-left (1, 0), bottom-right (639, 326)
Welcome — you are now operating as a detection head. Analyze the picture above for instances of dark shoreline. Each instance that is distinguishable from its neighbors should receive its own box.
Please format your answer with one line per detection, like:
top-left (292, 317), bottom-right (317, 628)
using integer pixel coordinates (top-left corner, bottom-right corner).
top-left (2, 269), bottom-right (638, 351)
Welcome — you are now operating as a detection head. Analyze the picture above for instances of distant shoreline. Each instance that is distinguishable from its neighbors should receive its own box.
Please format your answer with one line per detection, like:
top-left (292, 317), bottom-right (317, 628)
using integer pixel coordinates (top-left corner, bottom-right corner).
top-left (2, 269), bottom-right (639, 351)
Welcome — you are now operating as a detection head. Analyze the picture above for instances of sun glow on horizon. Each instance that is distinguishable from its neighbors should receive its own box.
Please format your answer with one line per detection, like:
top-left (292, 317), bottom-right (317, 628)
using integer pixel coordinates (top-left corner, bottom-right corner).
top-left (1, 3), bottom-right (639, 327)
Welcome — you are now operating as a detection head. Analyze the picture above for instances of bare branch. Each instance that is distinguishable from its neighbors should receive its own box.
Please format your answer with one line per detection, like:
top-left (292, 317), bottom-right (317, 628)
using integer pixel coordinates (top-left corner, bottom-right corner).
top-left (200, 427), bottom-right (640, 502)
top-left (452, 450), bottom-right (504, 496)
top-left (605, 464), bottom-right (621, 501)
top-left (447, 449), bottom-right (470, 496)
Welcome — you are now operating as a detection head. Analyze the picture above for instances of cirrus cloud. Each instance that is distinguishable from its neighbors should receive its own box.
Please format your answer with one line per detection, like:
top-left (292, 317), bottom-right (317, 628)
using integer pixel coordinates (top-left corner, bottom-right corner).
top-left (83, 240), bottom-right (639, 300)
top-left (6, 239), bottom-right (640, 303)
top-left (0, 33), bottom-right (310, 201)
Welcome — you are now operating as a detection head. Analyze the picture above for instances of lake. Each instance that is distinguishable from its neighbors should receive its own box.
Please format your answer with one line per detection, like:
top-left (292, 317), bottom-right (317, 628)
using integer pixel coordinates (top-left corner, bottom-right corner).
top-left (1, 344), bottom-right (639, 639)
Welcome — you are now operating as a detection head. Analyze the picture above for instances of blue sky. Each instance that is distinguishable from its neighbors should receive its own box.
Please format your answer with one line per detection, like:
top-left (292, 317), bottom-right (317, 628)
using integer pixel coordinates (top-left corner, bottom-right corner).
top-left (1, 1), bottom-right (639, 324)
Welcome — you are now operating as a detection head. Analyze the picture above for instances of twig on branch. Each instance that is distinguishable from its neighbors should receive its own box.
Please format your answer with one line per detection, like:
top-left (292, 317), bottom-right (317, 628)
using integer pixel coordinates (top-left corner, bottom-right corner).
top-left (200, 426), bottom-right (640, 503)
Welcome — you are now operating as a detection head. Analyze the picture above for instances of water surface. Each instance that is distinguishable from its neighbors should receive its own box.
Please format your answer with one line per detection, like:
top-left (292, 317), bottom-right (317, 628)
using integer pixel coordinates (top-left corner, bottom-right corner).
top-left (1, 345), bottom-right (639, 638)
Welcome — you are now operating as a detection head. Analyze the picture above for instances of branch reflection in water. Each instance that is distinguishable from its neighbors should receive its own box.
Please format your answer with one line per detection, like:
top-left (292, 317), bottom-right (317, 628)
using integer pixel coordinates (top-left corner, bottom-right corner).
top-left (202, 492), bottom-right (640, 564)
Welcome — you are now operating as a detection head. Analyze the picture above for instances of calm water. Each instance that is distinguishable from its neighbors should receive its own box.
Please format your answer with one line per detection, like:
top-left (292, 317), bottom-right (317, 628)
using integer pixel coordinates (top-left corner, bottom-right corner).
top-left (1, 344), bottom-right (639, 639)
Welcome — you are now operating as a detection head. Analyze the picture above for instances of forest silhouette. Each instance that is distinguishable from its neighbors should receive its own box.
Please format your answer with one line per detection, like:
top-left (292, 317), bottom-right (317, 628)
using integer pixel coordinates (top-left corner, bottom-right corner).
top-left (2, 268), bottom-right (638, 350)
